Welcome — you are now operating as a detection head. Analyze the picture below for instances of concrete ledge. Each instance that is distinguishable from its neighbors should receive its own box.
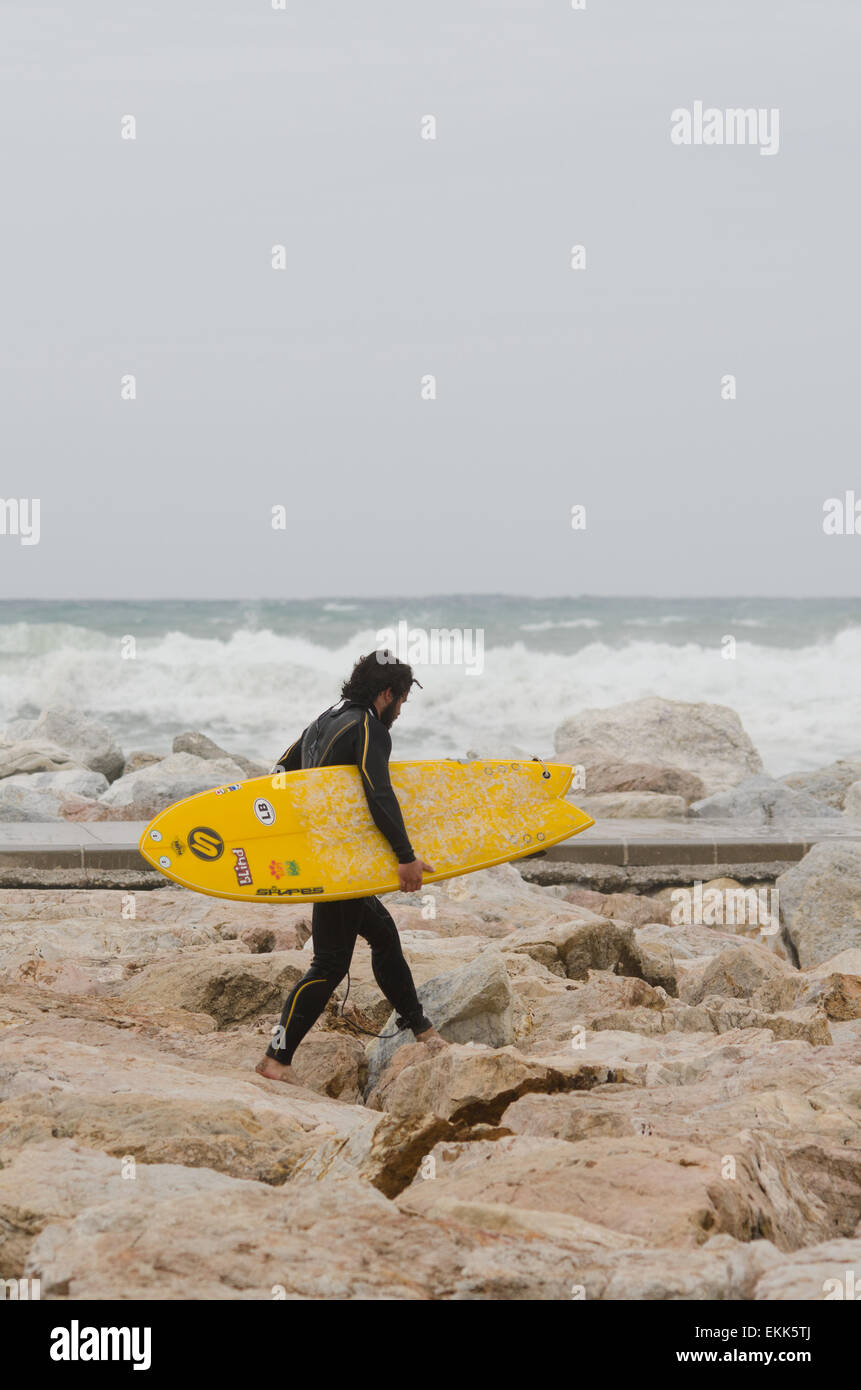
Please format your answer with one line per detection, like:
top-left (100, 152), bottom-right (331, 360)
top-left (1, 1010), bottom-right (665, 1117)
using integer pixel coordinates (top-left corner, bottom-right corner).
top-left (0, 820), bottom-right (857, 890)
top-left (0, 819), bottom-right (161, 888)
top-left (0, 868), bottom-right (164, 890)
top-left (544, 818), bottom-right (861, 868)
top-left (520, 861), bottom-right (804, 894)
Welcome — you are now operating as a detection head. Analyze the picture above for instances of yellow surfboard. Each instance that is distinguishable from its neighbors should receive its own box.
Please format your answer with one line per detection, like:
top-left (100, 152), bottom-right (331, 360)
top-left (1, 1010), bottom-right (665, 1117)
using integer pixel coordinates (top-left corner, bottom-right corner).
top-left (138, 759), bottom-right (593, 904)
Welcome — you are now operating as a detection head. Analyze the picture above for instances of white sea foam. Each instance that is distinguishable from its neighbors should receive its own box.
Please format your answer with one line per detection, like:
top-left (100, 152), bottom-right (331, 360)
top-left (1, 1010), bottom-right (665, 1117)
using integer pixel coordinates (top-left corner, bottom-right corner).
top-left (624, 615), bottom-right (687, 626)
top-left (519, 619), bottom-right (601, 632)
top-left (1, 620), bottom-right (859, 776)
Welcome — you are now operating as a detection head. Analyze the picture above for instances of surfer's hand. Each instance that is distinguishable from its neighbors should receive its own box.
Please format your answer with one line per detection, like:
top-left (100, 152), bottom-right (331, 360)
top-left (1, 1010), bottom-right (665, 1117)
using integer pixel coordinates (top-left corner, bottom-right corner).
top-left (398, 858), bottom-right (434, 892)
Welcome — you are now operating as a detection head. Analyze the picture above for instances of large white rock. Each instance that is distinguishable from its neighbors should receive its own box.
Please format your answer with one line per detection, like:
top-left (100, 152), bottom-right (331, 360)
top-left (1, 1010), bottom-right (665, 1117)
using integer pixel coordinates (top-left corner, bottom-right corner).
top-left (690, 775), bottom-right (839, 823)
top-left (4, 768), bottom-right (109, 799)
top-left (782, 759), bottom-right (861, 811)
top-left (777, 842), bottom-right (861, 969)
top-left (753, 1237), bottom-right (861, 1300)
top-left (1, 718), bottom-right (37, 741)
top-left (365, 948), bottom-right (515, 1095)
top-left (399, 1129), bottom-right (826, 1252)
top-left (100, 751), bottom-right (247, 808)
top-left (0, 782), bottom-right (64, 822)
top-left (554, 697), bottom-right (763, 796)
top-left (0, 739), bottom-right (83, 779)
top-left (0, 1138), bottom-right (699, 1301)
top-left (173, 730), bottom-right (268, 779)
top-left (30, 706), bottom-right (124, 782)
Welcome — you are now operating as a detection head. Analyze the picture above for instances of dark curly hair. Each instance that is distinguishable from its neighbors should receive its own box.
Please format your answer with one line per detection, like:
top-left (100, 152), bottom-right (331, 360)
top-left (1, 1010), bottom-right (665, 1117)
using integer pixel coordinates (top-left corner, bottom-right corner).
top-left (341, 651), bottom-right (422, 704)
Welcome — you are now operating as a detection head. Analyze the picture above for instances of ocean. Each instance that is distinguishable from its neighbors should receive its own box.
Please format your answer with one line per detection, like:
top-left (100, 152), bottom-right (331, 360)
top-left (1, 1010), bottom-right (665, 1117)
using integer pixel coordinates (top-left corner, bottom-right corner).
top-left (1, 597), bottom-right (858, 777)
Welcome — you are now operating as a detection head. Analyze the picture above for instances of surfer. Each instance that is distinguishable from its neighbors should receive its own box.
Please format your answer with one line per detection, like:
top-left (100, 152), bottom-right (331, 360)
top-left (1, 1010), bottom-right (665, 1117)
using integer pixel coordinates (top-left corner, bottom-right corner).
top-left (256, 651), bottom-right (446, 1084)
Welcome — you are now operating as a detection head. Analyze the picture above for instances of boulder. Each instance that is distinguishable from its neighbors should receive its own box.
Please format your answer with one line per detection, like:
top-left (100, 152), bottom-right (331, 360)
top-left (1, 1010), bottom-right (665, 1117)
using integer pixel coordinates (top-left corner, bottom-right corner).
top-left (0, 1021), bottom-right (452, 1200)
top-left (99, 752), bottom-right (248, 810)
top-left (384, 863), bottom-right (599, 942)
top-left (781, 758), bottom-right (861, 811)
top-left (679, 943), bottom-right (796, 1006)
top-left (398, 1129), bottom-right (826, 1252)
top-left (0, 782), bottom-right (64, 822)
top-left (504, 1091), bottom-right (639, 1143)
top-left (777, 1145), bottom-right (861, 1243)
top-left (554, 696), bottom-right (763, 796)
top-left (0, 739), bottom-right (82, 779)
top-left (573, 792), bottom-right (686, 819)
top-left (365, 950), bottom-right (515, 1096)
top-left (0, 1139), bottom-right (638, 1301)
top-left (843, 781), bottom-right (861, 819)
top-left (0, 910), bottom-right (226, 985)
top-left (289, 1033), bottom-right (367, 1102)
top-left (0, 1042), bottom-right (323, 1188)
top-left (238, 924), bottom-right (308, 953)
top-left (30, 706), bottom-right (124, 782)
top-left (501, 1044), bottom-right (861, 1185)
top-left (396, 1192), bottom-right (643, 1253)
top-left (753, 1237), bottom-right (861, 1300)
top-left (58, 796), bottom-right (129, 822)
top-left (122, 751), bottom-right (164, 775)
top-left (172, 731), bottom-right (268, 780)
top-left (777, 843), bottom-right (861, 969)
top-left (562, 887), bottom-right (671, 928)
top-left (582, 760), bottom-right (706, 802)
top-left (2, 717), bottom-right (36, 741)
top-left (567, 975), bottom-right (670, 1034)
top-left (366, 1043), bottom-right (575, 1125)
top-left (701, 1001), bottom-right (831, 1046)
top-left (562, 919), bottom-right (657, 985)
top-left (807, 947), bottom-right (861, 978)
top-left (690, 775), bottom-right (839, 823)
top-left (795, 974), bottom-right (861, 1022)
top-left (501, 916), bottom-right (676, 994)
top-left (543, 973), bottom-right (674, 1046)
top-left (4, 768), bottom-right (109, 800)
top-left (115, 950), bottom-right (307, 1028)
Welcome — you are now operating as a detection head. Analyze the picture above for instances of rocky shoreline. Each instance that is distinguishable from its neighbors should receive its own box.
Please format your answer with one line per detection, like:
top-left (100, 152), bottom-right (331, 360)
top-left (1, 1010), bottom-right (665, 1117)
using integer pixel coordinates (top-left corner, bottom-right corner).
top-left (3, 695), bottom-right (861, 828)
top-left (1, 696), bottom-right (860, 1299)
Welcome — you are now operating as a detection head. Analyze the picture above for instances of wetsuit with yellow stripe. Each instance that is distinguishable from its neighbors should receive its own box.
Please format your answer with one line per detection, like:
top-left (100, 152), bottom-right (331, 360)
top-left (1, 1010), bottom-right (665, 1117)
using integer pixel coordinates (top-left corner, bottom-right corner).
top-left (277, 699), bottom-right (417, 864)
top-left (265, 700), bottom-right (432, 1065)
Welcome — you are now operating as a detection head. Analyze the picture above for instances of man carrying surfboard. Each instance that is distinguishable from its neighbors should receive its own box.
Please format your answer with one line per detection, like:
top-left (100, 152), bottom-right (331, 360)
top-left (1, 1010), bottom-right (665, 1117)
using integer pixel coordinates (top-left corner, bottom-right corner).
top-left (256, 652), bottom-right (446, 1085)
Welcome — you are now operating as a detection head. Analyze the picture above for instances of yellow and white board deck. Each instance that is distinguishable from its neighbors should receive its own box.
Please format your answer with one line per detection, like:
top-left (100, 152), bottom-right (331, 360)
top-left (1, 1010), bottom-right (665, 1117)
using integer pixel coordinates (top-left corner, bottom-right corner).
top-left (138, 759), bottom-right (593, 904)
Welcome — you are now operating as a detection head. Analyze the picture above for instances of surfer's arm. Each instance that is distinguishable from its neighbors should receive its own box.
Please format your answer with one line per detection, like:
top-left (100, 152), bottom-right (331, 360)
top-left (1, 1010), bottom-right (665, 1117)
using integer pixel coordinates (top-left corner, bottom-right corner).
top-left (356, 714), bottom-right (416, 864)
top-left (274, 734), bottom-right (303, 773)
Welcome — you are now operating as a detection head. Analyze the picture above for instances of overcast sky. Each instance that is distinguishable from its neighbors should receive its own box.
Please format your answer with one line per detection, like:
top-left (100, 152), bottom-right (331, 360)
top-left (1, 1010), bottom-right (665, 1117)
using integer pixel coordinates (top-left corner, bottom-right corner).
top-left (1, 0), bottom-right (859, 599)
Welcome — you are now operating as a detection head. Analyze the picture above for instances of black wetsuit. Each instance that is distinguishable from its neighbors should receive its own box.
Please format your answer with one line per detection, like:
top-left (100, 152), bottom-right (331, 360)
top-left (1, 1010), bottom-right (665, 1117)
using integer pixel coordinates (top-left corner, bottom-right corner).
top-left (265, 700), bottom-right (432, 1065)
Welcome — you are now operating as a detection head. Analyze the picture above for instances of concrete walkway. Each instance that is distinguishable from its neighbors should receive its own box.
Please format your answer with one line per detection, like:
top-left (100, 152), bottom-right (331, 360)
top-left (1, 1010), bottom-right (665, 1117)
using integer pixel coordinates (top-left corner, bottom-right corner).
top-left (0, 819), bottom-right (857, 888)
top-left (545, 816), bottom-right (861, 867)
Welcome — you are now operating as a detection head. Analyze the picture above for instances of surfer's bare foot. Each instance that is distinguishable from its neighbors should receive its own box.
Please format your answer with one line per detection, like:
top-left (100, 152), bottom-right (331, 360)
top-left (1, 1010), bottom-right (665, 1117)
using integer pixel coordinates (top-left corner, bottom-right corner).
top-left (415, 1026), bottom-right (448, 1052)
top-left (255, 1057), bottom-right (299, 1084)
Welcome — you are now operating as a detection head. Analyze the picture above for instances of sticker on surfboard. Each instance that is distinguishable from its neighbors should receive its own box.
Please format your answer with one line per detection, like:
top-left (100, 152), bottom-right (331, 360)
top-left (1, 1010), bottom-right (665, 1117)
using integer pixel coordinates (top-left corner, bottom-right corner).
top-left (253, 797), bottom-right (276, 825)
top-left (188, 827), bottom-right (224, 861)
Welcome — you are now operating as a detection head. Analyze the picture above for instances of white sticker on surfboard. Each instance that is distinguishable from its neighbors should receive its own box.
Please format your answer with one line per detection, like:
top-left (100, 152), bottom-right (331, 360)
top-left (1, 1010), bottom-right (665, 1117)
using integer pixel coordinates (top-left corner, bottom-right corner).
top-left (253, 797), bottom-right (276, 825)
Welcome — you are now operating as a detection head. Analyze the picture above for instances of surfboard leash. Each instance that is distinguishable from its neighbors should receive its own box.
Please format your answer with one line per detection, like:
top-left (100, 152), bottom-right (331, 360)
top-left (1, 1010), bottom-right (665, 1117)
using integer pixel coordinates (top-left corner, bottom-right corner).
top-left (334, 970), bottom-right (407, 1040)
